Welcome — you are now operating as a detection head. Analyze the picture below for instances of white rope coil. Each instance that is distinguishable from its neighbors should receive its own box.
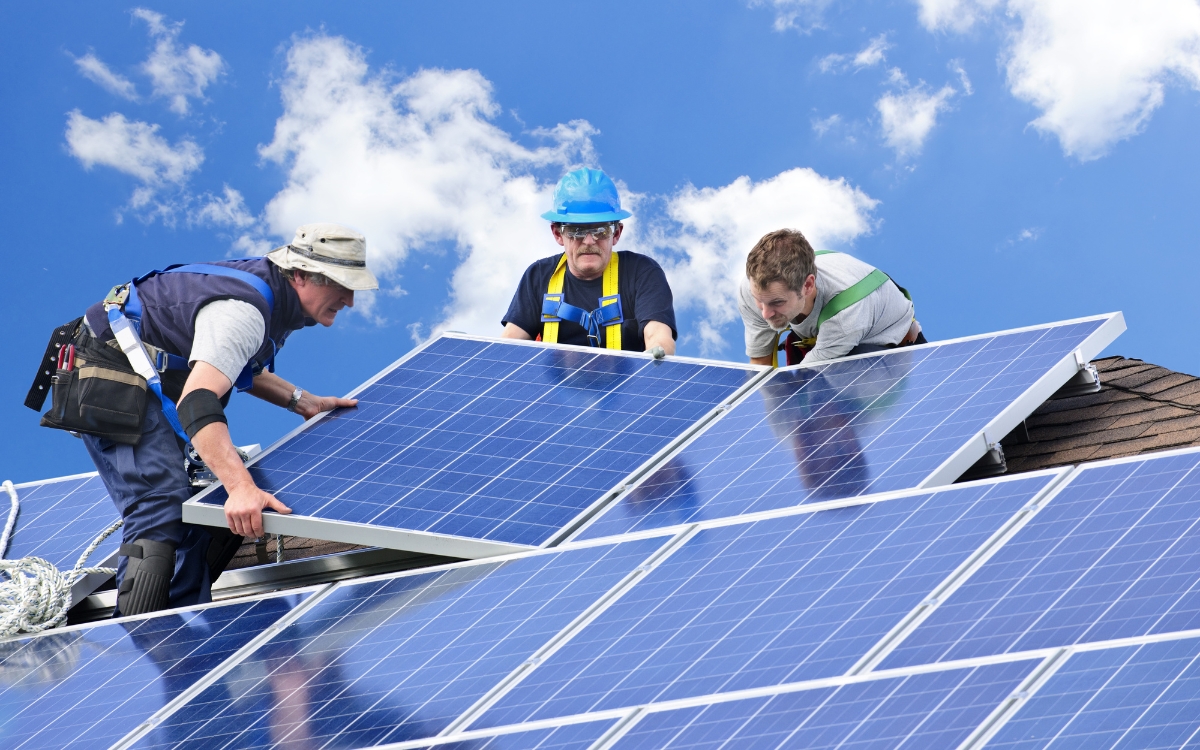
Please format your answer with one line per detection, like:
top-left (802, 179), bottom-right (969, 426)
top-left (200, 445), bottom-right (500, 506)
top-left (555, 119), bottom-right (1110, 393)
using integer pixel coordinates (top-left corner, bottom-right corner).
top-left (0, 480), bottom-right (123, 638)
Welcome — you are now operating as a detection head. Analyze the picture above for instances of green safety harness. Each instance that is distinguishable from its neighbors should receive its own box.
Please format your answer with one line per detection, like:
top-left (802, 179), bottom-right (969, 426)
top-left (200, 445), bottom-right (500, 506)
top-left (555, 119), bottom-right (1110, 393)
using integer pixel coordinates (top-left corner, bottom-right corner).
top-left (772, 251), bottom-right (913, 368)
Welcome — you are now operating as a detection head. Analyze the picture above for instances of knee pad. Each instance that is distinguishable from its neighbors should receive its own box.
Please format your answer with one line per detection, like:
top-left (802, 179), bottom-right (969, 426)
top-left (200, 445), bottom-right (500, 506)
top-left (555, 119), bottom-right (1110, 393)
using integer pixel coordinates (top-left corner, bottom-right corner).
top-left (117, 538), bottom-right (177, 616)
top-left (205, 526), bottom-right (244, 583)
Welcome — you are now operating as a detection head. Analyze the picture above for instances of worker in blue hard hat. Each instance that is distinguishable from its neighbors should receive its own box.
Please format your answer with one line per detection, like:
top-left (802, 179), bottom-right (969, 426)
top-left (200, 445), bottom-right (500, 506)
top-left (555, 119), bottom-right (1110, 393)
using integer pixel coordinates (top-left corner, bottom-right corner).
top-left (502, 167), bottom-right (677, 355)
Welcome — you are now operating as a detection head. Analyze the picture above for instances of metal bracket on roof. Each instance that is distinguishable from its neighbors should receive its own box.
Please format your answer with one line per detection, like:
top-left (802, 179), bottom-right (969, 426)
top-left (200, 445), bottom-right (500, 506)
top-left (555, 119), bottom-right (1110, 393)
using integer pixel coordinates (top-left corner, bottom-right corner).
top-left (965, 432), bottom-right (1008, 480)
top-left (958, 431), bottom-right (1008, 482)
top-left (1054, 350), bottom-right (1102, 398)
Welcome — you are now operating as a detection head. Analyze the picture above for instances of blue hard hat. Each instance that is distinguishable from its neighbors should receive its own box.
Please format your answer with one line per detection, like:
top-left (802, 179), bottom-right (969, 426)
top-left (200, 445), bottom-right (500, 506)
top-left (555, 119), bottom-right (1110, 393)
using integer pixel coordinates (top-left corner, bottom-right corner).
top-left (541, 167), bottom-right (633, 224)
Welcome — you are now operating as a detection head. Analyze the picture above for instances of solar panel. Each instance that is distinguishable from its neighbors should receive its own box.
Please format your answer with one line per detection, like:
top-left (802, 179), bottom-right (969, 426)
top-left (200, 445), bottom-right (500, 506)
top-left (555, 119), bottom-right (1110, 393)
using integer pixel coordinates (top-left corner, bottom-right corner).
top-left (183, 335), bottom-right (761, 557)
top-left (0, 590), bottom-right (311, 749)
top-left (574, 314), bottom-right (1124, 541)
top-left (410, 720), bottom-right (617, 750)
top-left (988, 634), bottom-right (1200, 748)
top-left (2, 472), bottom-right (119, 607)
top-left (883, 446), bottom-right (1200, 670)
top-left (472, 473), bottom-right (1058, 729)
top-left (613, 658), bottom-right (1038, 749)
top-left (128, 536), bottom-right (666, 749)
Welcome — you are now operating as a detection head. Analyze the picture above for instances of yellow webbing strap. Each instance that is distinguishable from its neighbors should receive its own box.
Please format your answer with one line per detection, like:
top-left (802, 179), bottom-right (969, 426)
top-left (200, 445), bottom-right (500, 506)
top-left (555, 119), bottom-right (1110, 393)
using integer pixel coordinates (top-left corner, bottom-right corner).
top-left (601, 252), bottom-right (621, 350)
top-left (543, 254), bottom-right (568, 344)
top-left (542, 252), bottom-right (622, 349)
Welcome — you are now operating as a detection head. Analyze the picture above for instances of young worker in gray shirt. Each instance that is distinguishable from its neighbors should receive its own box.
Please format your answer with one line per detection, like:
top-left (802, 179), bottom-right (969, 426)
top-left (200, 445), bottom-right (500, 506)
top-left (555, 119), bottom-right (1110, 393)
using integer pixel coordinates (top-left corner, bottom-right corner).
top-left (739, 229), bottom-right (925, 366)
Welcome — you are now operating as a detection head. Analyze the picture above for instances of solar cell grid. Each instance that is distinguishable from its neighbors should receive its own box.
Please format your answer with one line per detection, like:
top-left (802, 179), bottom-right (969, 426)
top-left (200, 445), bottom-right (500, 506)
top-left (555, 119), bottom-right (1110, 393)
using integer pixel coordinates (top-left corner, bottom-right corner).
top-left (131, 536), bottom-right (666, 749)
top-left (577, 315), bottom-right (1121, 541)
top-left (412, 720), bottom-right (615, 750)
top-left (2, 473), bottom-right (116, 572)
top-left (186, 335), bottom-right (759, 552)
top-left (0, 592), bottom-right (308, 750)
top-left (614, 659), bottom-right (1037, 749)
top-left (883, 447), bottom-right (1200, 669)
top-left (990, 635), bottom-right (1200, 748)
top-left (474, 474), bottom-right (1055, 728)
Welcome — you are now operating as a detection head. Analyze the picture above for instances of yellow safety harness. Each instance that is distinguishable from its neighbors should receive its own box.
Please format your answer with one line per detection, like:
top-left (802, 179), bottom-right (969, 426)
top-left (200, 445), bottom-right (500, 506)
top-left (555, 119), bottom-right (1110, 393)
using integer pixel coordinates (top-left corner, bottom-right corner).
top-left (541, 252), bottom-right (623, 350)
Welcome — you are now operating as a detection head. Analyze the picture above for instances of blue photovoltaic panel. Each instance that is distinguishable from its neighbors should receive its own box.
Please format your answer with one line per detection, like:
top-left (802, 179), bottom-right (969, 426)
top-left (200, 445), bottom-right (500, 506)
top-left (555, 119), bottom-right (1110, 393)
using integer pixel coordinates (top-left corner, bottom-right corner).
top-left (616, 659), bottom-right (1037, 749)
top-left (579, 318), bottom-right (1109, 541)
top-left (0, 592), bottom-right (307, 750)
top-left (416, 720), bottom-right (615, 750)
top-left (194, 336), bottom-right (755, 547)
top-left (3, 473), bottom-right (117, 571)
top-left (476, 475), bottom-right (1052, 727)
top-left (990, 636), bottom-right (1200, 748)
top-left (883, 449), bottom-right (1200, 669)
top-left (132, 537), bottom-right (665, 749)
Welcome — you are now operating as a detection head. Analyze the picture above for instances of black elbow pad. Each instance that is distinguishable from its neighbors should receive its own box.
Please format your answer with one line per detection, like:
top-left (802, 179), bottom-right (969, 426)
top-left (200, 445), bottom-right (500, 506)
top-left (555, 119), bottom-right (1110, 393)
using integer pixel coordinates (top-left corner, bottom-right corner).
top-left (178, 388), bottom-right (227, 440)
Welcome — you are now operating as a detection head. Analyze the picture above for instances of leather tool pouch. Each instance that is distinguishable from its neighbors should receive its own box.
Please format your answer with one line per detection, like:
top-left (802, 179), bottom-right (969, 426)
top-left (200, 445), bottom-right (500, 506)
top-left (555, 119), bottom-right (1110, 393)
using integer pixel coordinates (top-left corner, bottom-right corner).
top-left (39, 331), bottom-right (148, 446)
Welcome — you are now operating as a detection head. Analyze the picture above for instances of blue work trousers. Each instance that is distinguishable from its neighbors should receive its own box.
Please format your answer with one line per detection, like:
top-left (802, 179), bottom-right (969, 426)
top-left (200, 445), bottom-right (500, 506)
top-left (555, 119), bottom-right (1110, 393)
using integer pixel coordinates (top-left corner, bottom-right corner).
top-left (83, 397), bottom-right (215, 615)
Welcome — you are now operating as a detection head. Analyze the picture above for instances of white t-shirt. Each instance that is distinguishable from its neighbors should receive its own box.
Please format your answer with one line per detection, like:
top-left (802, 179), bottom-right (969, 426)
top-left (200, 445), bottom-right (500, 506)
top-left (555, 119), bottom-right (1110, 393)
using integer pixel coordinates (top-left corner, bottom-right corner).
top-left (190, 299), bottom-right (266, 385)
top-left (739, 252), bottom-right (914, 363)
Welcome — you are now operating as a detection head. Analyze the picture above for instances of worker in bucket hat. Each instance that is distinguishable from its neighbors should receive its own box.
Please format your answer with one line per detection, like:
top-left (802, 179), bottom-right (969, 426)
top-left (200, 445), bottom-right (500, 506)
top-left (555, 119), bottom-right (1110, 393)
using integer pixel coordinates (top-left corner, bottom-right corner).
top-left (28, 223), bottom-right (377, 616)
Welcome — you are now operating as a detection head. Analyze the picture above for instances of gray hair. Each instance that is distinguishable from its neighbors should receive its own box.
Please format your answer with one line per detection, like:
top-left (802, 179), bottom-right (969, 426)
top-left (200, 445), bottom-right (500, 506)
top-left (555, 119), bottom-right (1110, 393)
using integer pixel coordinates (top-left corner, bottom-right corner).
top-left (280, 267), bottom-right (336, 287)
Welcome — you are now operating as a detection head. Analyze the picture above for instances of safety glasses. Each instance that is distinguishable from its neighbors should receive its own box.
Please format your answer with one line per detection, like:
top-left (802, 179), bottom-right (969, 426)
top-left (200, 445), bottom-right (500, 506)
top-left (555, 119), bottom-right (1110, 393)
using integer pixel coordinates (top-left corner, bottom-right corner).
top-left (558, 223), bottom-right (617, 241)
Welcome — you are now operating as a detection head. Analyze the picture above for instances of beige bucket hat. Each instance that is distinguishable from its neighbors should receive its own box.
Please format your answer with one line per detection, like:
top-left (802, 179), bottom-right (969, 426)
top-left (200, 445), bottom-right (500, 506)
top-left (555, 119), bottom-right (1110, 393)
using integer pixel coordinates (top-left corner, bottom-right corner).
top-left (266, 223), bottom-right (379, 291)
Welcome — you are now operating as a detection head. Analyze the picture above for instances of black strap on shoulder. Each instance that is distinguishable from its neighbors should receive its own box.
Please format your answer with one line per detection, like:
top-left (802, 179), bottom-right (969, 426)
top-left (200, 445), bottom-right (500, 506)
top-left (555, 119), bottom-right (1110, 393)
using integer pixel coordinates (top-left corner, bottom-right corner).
top-left (25, 317), bottom-right (83, 412)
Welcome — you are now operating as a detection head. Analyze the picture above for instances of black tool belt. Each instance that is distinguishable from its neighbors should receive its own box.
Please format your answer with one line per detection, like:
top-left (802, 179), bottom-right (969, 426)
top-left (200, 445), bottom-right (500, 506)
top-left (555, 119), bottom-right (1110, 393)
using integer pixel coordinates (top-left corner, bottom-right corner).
top-left (31, 321), bottom-right (148, 445)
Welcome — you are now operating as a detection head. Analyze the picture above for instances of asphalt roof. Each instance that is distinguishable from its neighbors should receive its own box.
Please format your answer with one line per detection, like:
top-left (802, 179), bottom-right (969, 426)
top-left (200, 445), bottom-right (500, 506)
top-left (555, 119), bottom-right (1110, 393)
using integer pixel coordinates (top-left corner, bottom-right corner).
top-left (1001, 355), bottom-right (1200, 474)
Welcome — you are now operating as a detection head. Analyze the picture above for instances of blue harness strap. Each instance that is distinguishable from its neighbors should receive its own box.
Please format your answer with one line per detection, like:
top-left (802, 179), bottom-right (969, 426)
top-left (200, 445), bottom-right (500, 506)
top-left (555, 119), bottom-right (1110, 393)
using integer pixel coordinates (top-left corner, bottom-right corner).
top-left (123, 260), bottom-right (277, 390)
top-left (541, 293), bottom-right (623, 347)
top-left (106, 259), bottom-right (281, 445)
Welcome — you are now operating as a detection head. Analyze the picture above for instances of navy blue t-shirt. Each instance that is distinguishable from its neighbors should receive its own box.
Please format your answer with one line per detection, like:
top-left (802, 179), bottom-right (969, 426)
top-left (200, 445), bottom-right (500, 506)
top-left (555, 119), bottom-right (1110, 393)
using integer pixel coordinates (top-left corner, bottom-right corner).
top-left (503, 251), bottom-right (677, 350)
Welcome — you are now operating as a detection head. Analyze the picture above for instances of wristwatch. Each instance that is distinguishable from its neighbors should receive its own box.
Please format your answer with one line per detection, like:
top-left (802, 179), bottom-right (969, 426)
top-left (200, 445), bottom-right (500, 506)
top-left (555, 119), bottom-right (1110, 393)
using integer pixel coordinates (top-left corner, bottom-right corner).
top-left (286, 387), bottom-right (304, 413)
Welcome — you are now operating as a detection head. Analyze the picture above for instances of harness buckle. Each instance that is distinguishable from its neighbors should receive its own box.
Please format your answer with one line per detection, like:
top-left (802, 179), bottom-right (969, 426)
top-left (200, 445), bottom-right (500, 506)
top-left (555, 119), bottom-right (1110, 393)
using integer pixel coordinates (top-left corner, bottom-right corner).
top-left (541, 293), bottom-right (565, 322)
top-left (103, 284), bottom-right (130, 309)
top-left (596, 294), bottom-right (623, 326)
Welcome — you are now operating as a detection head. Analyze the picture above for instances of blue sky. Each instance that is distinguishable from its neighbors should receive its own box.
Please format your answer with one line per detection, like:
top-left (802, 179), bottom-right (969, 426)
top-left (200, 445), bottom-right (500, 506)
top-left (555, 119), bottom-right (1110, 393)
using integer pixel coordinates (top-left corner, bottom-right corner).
top-left (3, 0), bottom-right (1199, 483)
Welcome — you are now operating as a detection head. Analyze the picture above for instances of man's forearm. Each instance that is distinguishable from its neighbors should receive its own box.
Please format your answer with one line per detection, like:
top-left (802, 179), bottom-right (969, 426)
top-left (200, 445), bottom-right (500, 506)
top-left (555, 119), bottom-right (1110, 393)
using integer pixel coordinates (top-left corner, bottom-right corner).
top-left (247, 370), bottom-right (297, 408)
top-left (192, 421), bottom-right (254, 492)
top-left (643, 321), bottom-right (675, 355)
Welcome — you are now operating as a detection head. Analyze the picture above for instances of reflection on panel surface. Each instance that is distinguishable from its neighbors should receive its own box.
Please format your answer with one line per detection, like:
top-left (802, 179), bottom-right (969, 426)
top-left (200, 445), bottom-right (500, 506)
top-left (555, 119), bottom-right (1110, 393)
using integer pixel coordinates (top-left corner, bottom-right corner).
top-left (580, 319), bottom-right (1105, 540)
top-left (884, 448), bottom-right (1200, 668)
top-left (616, 660), bottom-right (1036, 749)
top-left (133, 537), bottom-right (664, 749)
top-left (0, 593), bottom-right (305, 750)
top-left (479, 475), bottom-right (1052, 726)
top-left (5, 473), bottom-right (117, 570)
top-left (991, 636), bottom-right (1200, 748)
top-left (196, 336), bottom-right (755, 546)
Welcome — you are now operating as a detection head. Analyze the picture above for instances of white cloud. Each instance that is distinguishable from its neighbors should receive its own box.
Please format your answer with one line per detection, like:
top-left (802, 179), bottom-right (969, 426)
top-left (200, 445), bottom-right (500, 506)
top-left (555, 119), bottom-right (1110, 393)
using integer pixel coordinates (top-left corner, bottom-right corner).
top-left (916, 0), bottom-right (1002, 32)
top-left (252, 35), bottom-right (594, 334)
top-left (64, 110), bottom-right (204, 222)
top-left (72, 52), bottom-right (138, 100)
top-left (751, 0), bottom-right (833, 32)
top-left (1005, 0), bottom-right (1200, 160)
top-left (819, 34), bottom-right (892, 72)
top-left (854, 34), bottom-right (893, 68)
top-left (812, 113), bottom-right (842, 135)
top-left (65, 110), bottom-right (202, 184)
top-left (132, 8), bottom-right (225, 115)
top-left (917, 0), bottom-right (1200, 161)
top-left (191, 186), bottom-right (256, 229)
top-left (949, 59), bottom-right (974, 95)
top-left (646, 169), bottom-right (878, 354)
top-left (876, 70), bottom-right (958, 157)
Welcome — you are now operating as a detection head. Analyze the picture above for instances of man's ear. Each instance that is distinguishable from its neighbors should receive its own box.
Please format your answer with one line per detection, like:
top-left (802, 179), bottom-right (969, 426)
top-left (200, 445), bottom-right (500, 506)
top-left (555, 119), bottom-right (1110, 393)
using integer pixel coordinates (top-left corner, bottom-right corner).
top-left (550, 223), bottom-right (566, 247)
top-left (612, 222), bottom-right (624, 245)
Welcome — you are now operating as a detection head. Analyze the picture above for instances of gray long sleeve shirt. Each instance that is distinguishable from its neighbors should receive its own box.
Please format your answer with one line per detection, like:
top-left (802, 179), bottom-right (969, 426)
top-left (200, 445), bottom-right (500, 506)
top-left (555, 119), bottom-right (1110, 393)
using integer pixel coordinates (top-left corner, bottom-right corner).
top-left (739, 251), bottom-right (914, 363)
